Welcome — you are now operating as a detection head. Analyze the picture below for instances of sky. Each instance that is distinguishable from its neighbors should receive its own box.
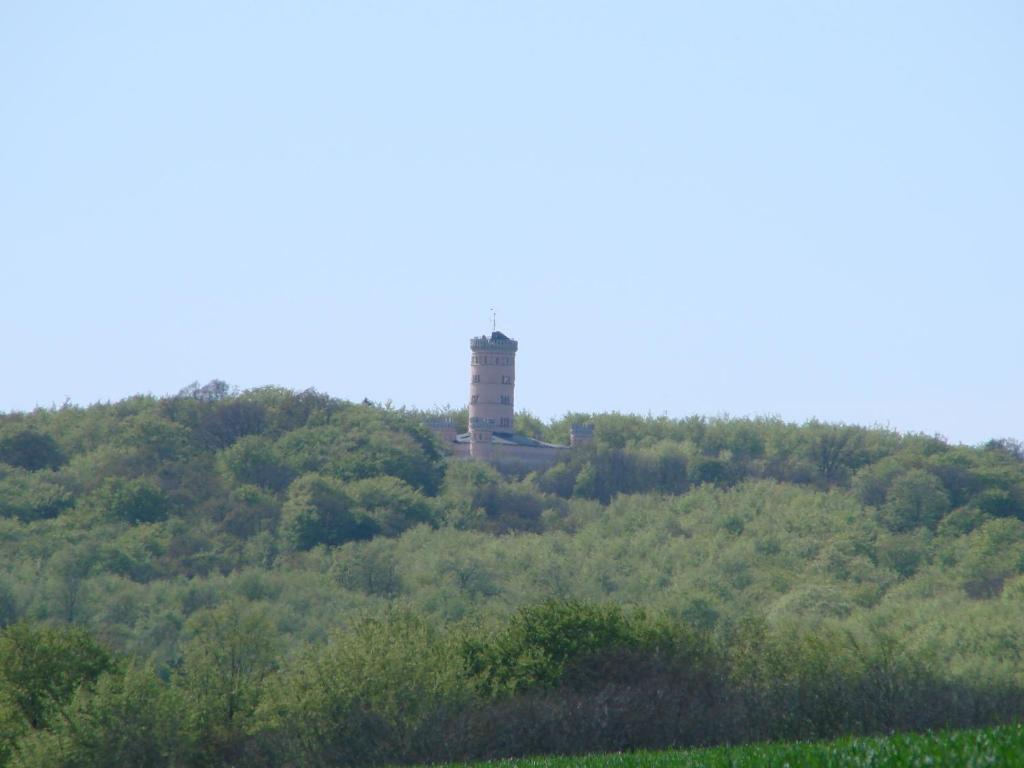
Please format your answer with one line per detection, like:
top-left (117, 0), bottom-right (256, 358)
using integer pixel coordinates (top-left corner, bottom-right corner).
top-left (1, 1), bottom-right (1021, 445)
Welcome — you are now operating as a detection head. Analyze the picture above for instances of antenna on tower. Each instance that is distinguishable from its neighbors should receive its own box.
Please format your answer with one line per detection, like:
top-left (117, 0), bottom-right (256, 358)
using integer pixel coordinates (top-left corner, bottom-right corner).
top-left (491, 308), bottom-right (496, 332)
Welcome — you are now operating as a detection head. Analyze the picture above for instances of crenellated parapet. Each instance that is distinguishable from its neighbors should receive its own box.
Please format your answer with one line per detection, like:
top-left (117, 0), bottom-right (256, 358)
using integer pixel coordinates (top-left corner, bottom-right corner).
top-left (470, 332), bottom-right (519, 353)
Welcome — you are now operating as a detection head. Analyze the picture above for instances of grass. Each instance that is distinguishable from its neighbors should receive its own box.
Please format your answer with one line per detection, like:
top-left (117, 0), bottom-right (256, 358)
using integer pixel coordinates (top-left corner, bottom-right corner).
top-left (437, 724), bottom-right (1024, 767)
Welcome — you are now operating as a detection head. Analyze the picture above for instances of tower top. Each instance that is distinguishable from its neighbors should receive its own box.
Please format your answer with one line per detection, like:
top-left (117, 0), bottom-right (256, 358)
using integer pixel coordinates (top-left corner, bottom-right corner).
top-left (470, 331), bottom-right (519, 352)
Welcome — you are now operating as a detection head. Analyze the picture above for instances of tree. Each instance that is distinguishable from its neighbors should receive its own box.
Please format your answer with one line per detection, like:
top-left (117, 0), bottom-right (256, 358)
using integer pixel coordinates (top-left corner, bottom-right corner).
top-left (803, 422), bottom-right (867, 486)
top-left (881, 469), bottom-right (950, 532)
top-left (983, 438), bottom-right (1024, 462)
top-left (0, 469), bottom-right (73, 521)
top-left (332, 538), bottom-right (403, 597)
top-left (0, 430), bottom-right (65, 471)
top-left (11, 663), bottom-right (184, 768)
top-left (177, 380), bottom-right (234, 402)
top-left (44, 544), bottom-right (100, 623)
top-left (281, 474), bottom-right (377, 550)
top-left (514, 411), bottom-right (546, 440)
top-left (276, 407), bottom-right (446, 494)
top-left (83, 477), bottom-right (170, 524)
top-left (0, 622), bottom-right (113, 730)
top-left (221, 485), bottom-right (281, 538)
top-left (347, 476), bottom-right (437, 536)
top-left (441, 461), bottom-right (546, 533)
top-left (0, 579), bottom-right (16, 628)
top-left (218, 435), bottom-right (294, 492)
top-left (113, 413), bottom-right (194, 469)
top-left (177, 602), bottom-right (278, 764)
top-left (462, 600), bottom-right (672, 695)
top-left (0, 687), bottom-right (26, 766)
top-left (959, 518), bottom-right (1024, 598)
top-left (257, 609), bottom-right (468, 766)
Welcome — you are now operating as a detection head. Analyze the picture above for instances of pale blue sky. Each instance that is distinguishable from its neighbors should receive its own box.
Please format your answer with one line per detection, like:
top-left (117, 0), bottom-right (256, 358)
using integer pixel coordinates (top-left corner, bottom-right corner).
top-left (2, 2), bottom-right (1021, 444)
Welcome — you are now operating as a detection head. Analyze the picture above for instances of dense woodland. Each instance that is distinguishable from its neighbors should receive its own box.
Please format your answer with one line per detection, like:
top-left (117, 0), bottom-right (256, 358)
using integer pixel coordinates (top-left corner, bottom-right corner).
top-left (2, 382), bottom-right (1024, 766)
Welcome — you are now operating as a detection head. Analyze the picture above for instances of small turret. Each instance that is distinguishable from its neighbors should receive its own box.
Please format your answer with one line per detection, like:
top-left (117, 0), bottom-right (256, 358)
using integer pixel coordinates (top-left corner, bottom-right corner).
top-left (569, 423), bottom-right (595, 448)
top-left (425, 417), bottom-right (458, 445)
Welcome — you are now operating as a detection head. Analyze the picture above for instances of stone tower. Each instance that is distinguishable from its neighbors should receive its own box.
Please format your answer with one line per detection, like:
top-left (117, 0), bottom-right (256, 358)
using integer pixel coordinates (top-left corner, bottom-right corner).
top-left (468, 331), bottom-right (518, 460)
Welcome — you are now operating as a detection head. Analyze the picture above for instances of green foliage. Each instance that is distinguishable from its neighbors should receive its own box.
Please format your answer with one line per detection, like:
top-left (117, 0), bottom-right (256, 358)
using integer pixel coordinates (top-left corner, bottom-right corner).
top-left (276, 407), bottom-right (445, 494)
top-left (0, 623), bottom-right (113, 730)
top-left (221, 485), bottom-right (281, 538)
top-left (258, 608), bottom-right (469, 766)
top-left (4, 390), bottom-right (1024, 763)
top-left (331, 538), bottom-right (403, 597)
top-left (0, 582), bottom-right (16, 629)
top-left (218, 436), bottom-right (294, 492)
top-left (347, 475), bottom-right (437, 536)
top-left (881, 469), bottom-right (950, 532)
top-left (441, 461), bottom-right (548, 533)
top-left (10, 663), bottom-right (184, 768)
top-left (802, 422), bottom-right (869, 485)
top-left (958, 518), bottom-right (1024, 598)
top-left (0, 431), bottom-right (65, 472)
top-left (280, 473), bottom-right (377, 550)
top-left (570, 444), bottom-right (688, 502)
top-left (463, 600), bottom-right (677, 696)
top-left (0, 687), bottom-right (27, 768)
top-left (177, 602), bottom-right (278, 765)
top-left (514, 412), bottom-right (546, 440)
top-left (81, 477), bottom-right (170, 524)
top-left (162, 382), bottom-right (266, 450)
top-left (0, 469), bottom-right (72, 522)
top-left (111, 413), bottom-right (194, 470)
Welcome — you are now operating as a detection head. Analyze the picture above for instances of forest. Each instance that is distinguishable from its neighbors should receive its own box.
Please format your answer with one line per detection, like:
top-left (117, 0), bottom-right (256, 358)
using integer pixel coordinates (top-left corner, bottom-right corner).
top-left (2, 381), bottom-right (1024, 766)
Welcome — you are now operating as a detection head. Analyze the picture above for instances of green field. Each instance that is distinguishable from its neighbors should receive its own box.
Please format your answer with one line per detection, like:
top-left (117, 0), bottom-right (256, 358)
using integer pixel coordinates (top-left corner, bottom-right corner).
top-left (441, 725), bottom-right (1024, 767)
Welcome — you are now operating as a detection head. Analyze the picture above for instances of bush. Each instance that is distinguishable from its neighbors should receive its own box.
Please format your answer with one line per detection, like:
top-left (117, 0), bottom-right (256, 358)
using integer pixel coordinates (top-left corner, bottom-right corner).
top-left (463, 600), bottom-right (690, 696)
top-left (257, 608), bottom-right (469, 766)
top-left (11, 663), bottom-right (185, 768)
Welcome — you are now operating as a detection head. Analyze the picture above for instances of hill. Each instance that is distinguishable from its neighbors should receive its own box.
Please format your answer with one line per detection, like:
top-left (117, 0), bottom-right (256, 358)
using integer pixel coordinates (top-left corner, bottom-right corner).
top-left (1, 383), bottom-right (1024, 765)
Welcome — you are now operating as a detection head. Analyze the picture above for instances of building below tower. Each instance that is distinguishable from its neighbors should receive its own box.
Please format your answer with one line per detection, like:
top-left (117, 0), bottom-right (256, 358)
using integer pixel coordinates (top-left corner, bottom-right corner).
top-left (427, 330), bottom-right (592, 472)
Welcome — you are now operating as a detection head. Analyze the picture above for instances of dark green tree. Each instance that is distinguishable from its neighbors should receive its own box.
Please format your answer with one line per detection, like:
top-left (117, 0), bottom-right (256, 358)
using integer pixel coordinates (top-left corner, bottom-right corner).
top-left (347, 475), bottom-right (437, 536)
top-left (83, 477), bottom-right (170, 524)
top-left (0, 430), bottom-right (65, 471)
top-left (281, 473), bottom-right (377, 550)
top-left (881, 469), bottom-right (951, 532)
top-left (0, 622), bottom-right (113, 730)
top-left (218, 435), bottom-right (294, 492)
top-left (11, 663), bottom-right (184, 768)
top-left (177, 602), bottom-right (278, 765)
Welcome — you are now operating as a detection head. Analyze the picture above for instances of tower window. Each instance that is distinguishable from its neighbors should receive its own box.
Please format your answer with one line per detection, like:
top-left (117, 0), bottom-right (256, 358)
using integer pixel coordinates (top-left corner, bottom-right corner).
top-left (472, 375), bottom-right (480, 383)
top-left (499, 418), bottom-right (511, 427)
top-left (501, 375), bottom-right (512, 384)
top-left (500, 395), bottom-right (511, 405)
top-left (470, 395), bottom-right (479, 404)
